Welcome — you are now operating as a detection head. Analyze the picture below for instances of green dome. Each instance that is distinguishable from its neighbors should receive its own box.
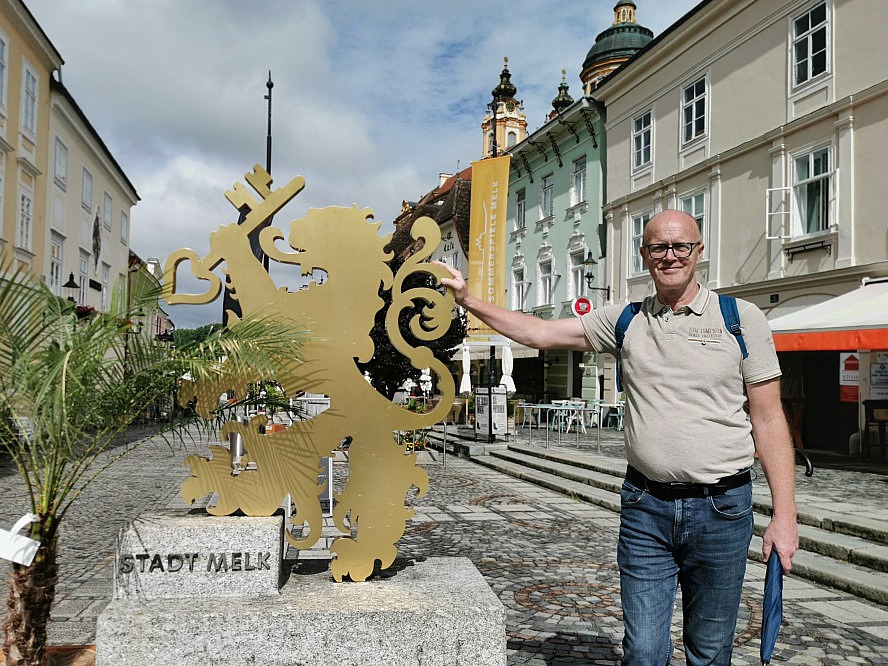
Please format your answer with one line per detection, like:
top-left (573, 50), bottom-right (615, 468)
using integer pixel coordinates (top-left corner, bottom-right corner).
top-left (582, 22), bottom-right (653, 71)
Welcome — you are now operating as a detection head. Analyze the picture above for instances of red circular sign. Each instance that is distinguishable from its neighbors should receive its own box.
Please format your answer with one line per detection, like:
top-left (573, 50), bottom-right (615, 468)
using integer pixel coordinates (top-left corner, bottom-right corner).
top-left (571, 297), bottom-right (592, 317)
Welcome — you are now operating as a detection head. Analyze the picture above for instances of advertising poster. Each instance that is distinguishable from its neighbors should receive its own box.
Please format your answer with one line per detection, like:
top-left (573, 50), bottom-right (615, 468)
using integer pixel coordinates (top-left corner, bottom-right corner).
top-left (871, 353), bottom-right (888, 399)
top-left (839, 353), bottom-right (859, 403)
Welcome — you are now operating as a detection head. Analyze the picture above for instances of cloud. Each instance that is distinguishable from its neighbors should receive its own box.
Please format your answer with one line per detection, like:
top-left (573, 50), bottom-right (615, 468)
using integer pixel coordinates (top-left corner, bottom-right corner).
top-left (27, 0), bottom-right (699, 328)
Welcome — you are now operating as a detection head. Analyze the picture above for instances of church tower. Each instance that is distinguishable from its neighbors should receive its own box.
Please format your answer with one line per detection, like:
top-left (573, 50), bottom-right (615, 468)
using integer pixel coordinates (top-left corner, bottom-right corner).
top-left (580, 1), bottom-right (653, 93)
top-left (481, 58), bottom-right (527, 157)
top-left (548, 70), bottom-right (575, 121)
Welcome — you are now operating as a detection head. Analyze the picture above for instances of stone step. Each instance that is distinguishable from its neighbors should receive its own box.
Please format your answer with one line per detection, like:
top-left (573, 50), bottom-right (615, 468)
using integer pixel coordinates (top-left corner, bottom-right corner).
top-left (444, 438), bottom-right (888, 607)
top-left (749, 535), bottom-right (888, 606)
top-left (472, 455), bottom-right (621, 513)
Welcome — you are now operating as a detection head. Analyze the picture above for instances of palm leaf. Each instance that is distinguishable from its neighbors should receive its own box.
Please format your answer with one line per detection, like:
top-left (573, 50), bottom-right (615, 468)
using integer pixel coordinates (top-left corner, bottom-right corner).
top-left (0, 256), bottom-right (307, 544)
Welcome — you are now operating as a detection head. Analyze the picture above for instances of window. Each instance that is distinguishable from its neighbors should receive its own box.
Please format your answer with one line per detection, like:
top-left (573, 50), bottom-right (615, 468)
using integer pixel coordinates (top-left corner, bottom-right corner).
top-left (103, 192), bottom-right (112, 231)
top-left (680, 191), bottom-right (707, 248)
top-left (0, 34), bottom-right (7, 108)
top-left (22, 67), bottom-right (37, 135)
top-left (793, 2), bottom-right (828, 87)
top-left (631, 212), bottom-right (650, 274)
top-left (54, 138), bottom-right (68, 189)
top-left (794, 146), bottom-right (831, 234)
top-left (538, 260), bottom-right (554, 305)
top-left (512, 268), bottom-right (527, 311)
top-left (682, 77), bottom-right (707, 144)
top-left (50, 235), bottom-right (63, 295)
top-left (515, 188), bottom-right (526, 230)
top-left (101, 263), bottom-right (111, 311)
top-left (120, 211), bottom-right (129, 244)
top-left (633, 110), bottom-right (652, 169)
top-left (78, 251), bottom-right (89, 305)
top-left (17, 189), bottom-right (33, 251)
top-left (540, 175), bottom-right (554, 219)
top-left (570, 158), bottom-right (586, 206)
top-left (570, 251), bottom-right (585, 299)
top-left (449, 250), bottom-right (461, 274)
top-left (82, 168), bottom-right (93, 211)
top-left (506, 131), bottom-right (517, 148)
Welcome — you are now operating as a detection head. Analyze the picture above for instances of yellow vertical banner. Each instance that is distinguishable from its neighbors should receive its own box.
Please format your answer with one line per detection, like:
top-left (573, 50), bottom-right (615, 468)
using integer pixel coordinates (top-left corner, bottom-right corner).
top-left (467, 155), bottom-right (510, 339)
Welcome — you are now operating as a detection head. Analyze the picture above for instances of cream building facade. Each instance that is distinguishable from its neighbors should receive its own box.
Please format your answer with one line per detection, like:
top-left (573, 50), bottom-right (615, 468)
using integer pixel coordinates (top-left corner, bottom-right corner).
top-left (594, 0), bottom-right (888, 452)
top-left (46, 78), bottom-right (138, 311)
top-left (0, 0), bottom-right (145, 324)
top-left (0, 0), bottom-right (60, 275)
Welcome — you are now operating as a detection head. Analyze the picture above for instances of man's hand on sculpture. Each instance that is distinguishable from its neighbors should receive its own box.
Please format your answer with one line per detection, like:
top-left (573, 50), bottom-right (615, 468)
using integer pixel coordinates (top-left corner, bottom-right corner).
top-left (434, 260), bottom-right (469, 306)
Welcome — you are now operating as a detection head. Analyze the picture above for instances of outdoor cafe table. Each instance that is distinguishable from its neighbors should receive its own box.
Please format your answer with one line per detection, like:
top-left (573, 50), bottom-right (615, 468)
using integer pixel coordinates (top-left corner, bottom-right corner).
top-left (522, 401), bottom-right (623, 451)
top-left (521, 403), bottom-right (600, 450)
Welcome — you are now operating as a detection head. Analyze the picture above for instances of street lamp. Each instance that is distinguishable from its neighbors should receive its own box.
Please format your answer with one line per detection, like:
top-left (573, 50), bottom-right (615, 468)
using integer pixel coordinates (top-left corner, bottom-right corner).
top-left (582, 251), bottom-right (611, 300)
top-left (63, 272), bottom-right (79, 302)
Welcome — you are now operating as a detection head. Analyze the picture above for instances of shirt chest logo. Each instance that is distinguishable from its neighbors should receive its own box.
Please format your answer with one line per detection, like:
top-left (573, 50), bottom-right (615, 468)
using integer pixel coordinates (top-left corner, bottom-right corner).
top-left (687, 326), bottom-right (724, 344)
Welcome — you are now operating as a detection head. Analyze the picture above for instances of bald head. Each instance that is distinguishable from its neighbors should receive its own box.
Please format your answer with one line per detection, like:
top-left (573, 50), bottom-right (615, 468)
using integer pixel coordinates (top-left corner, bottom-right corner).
top-left (643, 210), bottom-right (701, 246)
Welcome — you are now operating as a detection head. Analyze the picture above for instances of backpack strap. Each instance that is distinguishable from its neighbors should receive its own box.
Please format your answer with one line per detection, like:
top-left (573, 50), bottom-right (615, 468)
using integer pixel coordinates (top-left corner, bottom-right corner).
top-left (717, 294), bottom-right (749, 359)
top-left (614, 302), bottom-right (642, 392)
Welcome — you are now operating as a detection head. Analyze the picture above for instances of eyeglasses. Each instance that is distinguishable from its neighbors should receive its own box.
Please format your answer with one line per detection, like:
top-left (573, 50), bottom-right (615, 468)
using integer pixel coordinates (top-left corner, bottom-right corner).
top-left (643, 242), bottom-right (700, 259)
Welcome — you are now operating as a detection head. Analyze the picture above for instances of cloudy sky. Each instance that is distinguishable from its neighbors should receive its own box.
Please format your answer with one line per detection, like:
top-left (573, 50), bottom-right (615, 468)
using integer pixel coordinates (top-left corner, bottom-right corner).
top-left (28, 0), bottom-right (700, 328)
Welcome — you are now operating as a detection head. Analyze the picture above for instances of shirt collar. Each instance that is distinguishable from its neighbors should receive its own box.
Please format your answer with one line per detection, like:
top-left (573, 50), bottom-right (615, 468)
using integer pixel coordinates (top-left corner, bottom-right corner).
top-left (652, 283), bottom-right (710, 315)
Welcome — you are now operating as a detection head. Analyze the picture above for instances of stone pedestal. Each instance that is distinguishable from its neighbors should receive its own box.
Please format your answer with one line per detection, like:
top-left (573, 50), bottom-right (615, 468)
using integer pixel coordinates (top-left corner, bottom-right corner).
top-left (96, 512), bottom-right (506, 665)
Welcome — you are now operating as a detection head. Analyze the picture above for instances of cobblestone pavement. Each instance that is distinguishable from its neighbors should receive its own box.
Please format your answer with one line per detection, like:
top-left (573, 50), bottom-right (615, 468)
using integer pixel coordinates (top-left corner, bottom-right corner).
top-left (2, 426), bottom-right (888, 664)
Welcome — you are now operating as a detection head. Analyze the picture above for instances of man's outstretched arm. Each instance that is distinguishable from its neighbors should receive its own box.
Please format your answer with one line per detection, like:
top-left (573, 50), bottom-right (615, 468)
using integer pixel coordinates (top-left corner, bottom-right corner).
top-left (436, 261), bottom-right (590, 351)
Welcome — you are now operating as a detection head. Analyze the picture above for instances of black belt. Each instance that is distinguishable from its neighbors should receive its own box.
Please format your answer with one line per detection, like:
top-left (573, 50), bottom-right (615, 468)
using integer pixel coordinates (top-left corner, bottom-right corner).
top-left (626, 465), bottom-right (750, 500)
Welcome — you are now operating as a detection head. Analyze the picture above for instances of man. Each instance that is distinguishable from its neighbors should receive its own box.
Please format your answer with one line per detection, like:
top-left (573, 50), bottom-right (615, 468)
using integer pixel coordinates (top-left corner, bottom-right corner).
top-left (437, 209), bottom-right (798, 665)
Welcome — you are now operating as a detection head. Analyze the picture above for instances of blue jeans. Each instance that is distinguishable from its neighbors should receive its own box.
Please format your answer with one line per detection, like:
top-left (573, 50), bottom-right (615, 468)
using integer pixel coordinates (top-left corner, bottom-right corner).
top-left (617, 477), bottom-right (754, 665)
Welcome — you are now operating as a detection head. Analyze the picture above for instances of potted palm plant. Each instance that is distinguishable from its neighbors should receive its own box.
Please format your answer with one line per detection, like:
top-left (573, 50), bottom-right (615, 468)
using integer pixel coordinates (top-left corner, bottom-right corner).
top-left (0, 259), bottom-right (305, 666)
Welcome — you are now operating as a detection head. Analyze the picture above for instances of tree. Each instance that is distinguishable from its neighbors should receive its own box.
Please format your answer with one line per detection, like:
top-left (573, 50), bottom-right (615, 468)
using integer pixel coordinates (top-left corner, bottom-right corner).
top-left (0, 259), bottom-right (305, 666)
top-left (172, 323), bottom-right (223, 349)
top-left (358, 238), bottom-right (466, 400)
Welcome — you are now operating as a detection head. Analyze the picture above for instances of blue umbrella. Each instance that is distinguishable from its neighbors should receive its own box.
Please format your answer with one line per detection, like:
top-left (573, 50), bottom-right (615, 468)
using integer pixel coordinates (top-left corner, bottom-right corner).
top-left (761, 551), bottom-right (784, 665)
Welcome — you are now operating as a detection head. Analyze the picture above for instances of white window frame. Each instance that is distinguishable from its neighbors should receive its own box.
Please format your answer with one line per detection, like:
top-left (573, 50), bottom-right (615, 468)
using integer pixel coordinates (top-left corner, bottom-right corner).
top-left (792, 1), bottom-right (829, 89)
top-left (570, 250), bottom-right (586, 299)
top-left (540, 174), bottom-right (554, 220)
top-left (515, 188), bottom-right (526, 230)
top-left (681, 77), bottom-right (707, 146)
top-left (81, 168), bottom-right (93, 211)
top-left (680, 190), bottom-right (707, 257)
top-left (570, 157), bottom-right (586, 207)
top-left (21, 65), bottom-right (37, 136)
top-left (120, 211), bottom-right (129, 244)
top-left (449, 250), bottom-right (461, 274)
top-left (50, 234), bottom-right (63, 295)
top-left (17, 187), bottom-right (33, 251)
top-left (78, 251), bottom-right (89, 305)
top-left (792, 144), bottom-right (833, 236)
top-left (538, 259), bottom-right (554, 305)
top-left (103, 192), bottom-right (112, 231)
top-left (631, 211), bottom-right (651, 275)
top-left (54, 137), bottom-right (68, 189)
top-left (512, 267), bottom-right (527, 311)
top-left (632, 110), bottom-right (652, 170)
top-left (101, 263), bottom-right (111, 311)
top-left (0, 32), bottom-right (8, 111)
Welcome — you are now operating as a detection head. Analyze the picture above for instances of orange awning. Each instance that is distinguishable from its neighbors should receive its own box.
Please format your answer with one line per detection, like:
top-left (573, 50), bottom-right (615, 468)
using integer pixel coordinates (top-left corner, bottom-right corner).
top-left (769, 279), bottom-right (888, 351)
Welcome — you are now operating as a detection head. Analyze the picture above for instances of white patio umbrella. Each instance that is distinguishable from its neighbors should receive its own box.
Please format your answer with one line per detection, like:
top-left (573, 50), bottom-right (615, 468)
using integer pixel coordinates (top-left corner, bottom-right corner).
top-left (419, 368), bottom-right (432, 395)
top-left (499, 344), bottom-right (516, 395)
top-left (459, 345), bottom-right (472, 395)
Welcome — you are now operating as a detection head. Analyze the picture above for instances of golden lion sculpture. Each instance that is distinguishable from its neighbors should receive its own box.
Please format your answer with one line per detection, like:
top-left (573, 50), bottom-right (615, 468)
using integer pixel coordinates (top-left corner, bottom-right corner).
top-left (163, 165), bottom-right (455, 582)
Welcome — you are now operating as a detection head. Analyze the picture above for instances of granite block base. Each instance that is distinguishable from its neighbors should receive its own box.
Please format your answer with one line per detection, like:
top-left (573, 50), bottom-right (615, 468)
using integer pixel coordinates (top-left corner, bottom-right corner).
top-left (96, 556), bottom-right (506, 666)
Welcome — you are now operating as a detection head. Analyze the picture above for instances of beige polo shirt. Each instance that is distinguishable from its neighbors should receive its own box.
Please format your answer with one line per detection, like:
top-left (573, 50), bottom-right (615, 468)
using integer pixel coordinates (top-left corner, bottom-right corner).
top-left (579, 285), bottom-right (781, 484)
